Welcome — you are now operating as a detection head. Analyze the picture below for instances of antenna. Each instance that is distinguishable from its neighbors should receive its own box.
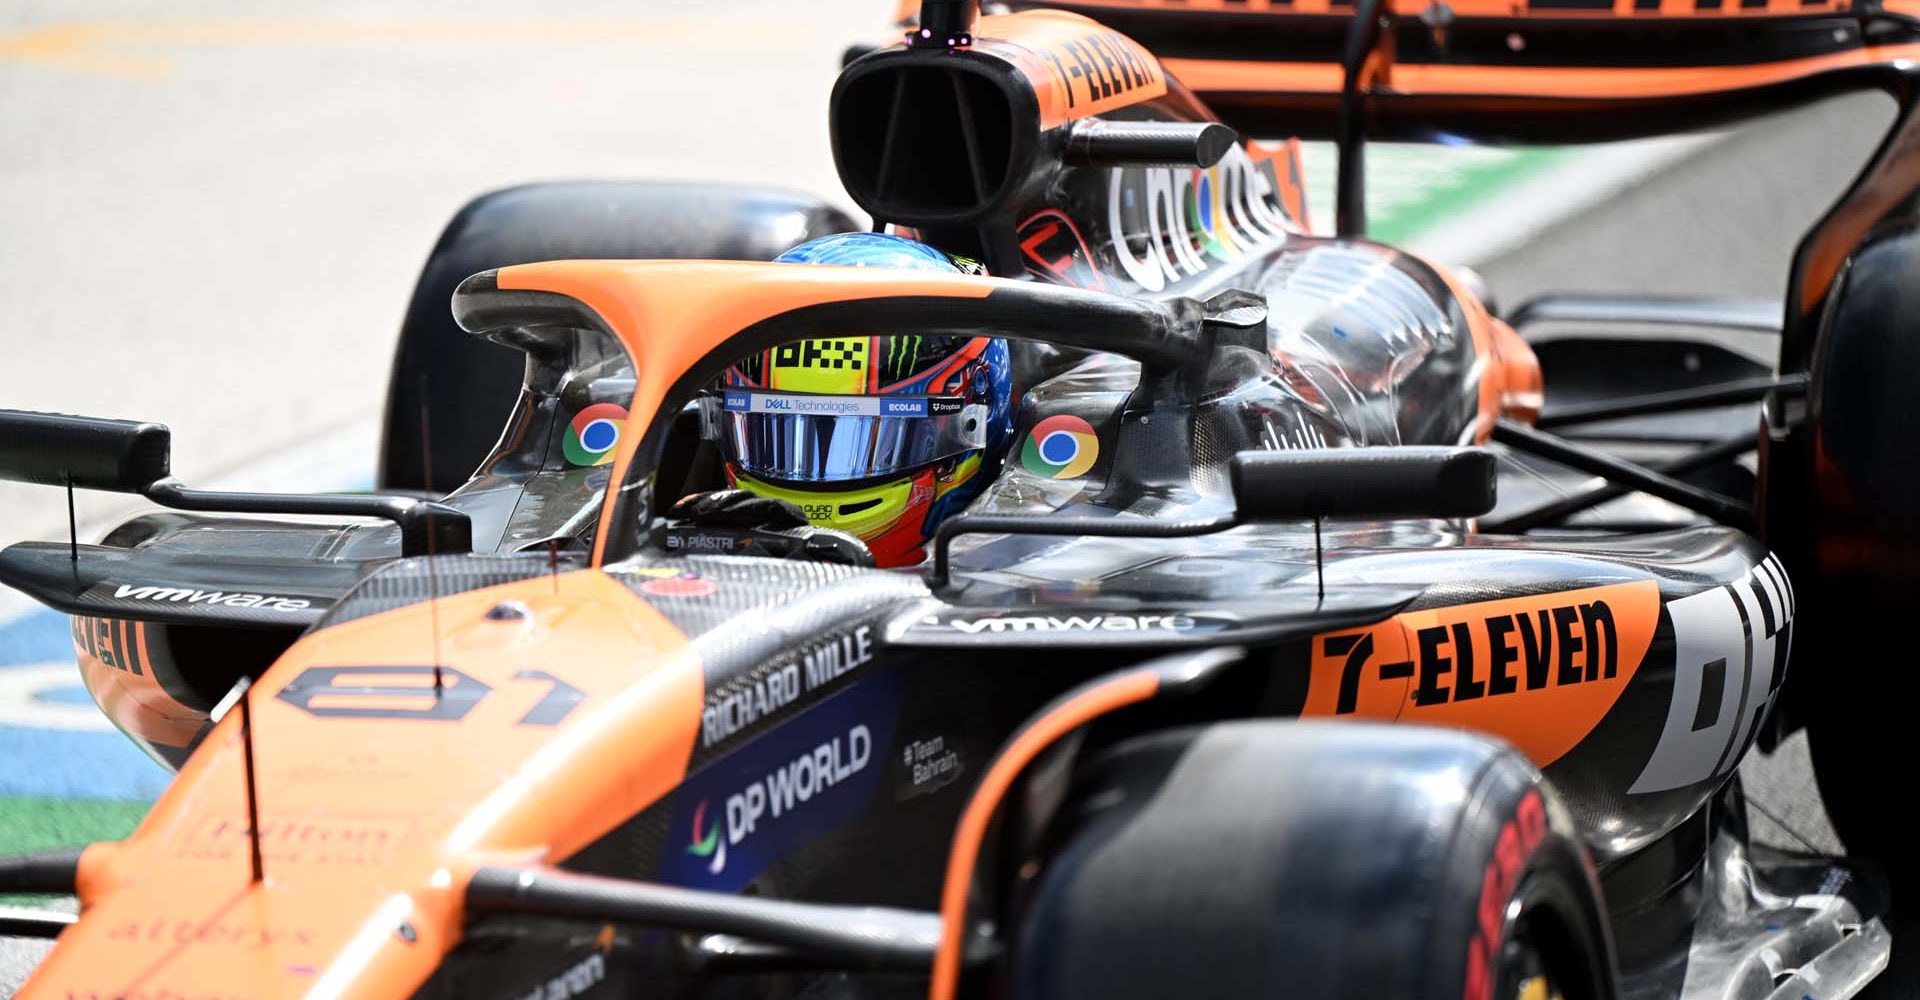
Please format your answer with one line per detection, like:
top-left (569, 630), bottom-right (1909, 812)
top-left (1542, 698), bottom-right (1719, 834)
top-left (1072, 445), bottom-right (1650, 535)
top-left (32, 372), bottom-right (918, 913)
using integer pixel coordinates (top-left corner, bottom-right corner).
top-left (1336, 0), bottom-right (1391, 237)
top-left (212, 677), bottom-right (265, 884)
top-left (418, 379), bottom-right (445, 695)
top-left (909, 0), bottom-right (977, 47)
top-left (65, 473), bottom-right (77, 565)
top-left (1313, 514), bottom-right (1325, 603)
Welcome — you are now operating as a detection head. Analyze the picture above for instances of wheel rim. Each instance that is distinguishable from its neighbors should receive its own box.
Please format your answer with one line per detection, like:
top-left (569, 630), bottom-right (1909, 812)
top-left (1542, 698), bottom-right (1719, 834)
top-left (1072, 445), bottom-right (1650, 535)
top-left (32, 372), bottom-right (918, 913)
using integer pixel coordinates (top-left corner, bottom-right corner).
top-left (1492, 865), bottom-right (1605, 1000)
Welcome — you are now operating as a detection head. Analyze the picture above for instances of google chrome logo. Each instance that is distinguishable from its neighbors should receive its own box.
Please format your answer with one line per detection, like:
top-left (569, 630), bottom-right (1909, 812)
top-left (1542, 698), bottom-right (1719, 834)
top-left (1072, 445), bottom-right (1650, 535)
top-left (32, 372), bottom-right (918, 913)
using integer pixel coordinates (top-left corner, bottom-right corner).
top-left (1020, 414), bottom-right (1099, 479)
top-left (563, 403), bottom-right (627, 467)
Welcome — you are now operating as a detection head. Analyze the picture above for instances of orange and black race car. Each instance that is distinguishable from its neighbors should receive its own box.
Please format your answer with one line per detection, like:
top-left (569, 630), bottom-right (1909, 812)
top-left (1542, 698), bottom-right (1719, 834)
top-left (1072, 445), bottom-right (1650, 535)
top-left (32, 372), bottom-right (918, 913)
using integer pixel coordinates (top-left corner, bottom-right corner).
top-left (0, 0), bottom-right (1911, 997)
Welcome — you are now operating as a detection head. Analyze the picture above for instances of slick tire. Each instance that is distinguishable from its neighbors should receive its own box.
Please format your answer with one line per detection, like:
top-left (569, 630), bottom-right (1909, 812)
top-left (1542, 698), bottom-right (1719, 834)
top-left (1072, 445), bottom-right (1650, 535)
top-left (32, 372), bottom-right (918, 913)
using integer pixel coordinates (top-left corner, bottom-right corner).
top-left (379, 181), bottom-right (858, 493)
top-left (1808, 693), bottom-right (1909, 896)
top-left (1005, 721), bottom-right (1616, 1000)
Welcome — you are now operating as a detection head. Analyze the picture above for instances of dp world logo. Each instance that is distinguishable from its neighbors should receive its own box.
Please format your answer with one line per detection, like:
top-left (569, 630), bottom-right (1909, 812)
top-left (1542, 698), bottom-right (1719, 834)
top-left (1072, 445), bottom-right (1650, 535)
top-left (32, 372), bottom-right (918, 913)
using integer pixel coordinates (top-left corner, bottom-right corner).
top-left (686, 799), bottom-right (726, 874)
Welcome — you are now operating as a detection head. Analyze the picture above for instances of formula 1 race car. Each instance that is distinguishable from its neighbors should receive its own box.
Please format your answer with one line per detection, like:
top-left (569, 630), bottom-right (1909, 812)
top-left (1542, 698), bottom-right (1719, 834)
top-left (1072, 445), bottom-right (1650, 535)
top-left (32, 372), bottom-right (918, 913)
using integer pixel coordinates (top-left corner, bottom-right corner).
top-left (0, 0), bottom-right (1912, 998)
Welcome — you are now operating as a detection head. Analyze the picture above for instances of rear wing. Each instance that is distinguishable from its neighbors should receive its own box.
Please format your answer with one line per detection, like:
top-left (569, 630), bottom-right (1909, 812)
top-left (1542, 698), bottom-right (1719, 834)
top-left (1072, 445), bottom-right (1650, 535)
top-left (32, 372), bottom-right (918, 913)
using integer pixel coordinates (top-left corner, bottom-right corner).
top-left (955, 0), bottom-right (1919, 401)
top-left (1004, 0), bottom-right (1920, 144)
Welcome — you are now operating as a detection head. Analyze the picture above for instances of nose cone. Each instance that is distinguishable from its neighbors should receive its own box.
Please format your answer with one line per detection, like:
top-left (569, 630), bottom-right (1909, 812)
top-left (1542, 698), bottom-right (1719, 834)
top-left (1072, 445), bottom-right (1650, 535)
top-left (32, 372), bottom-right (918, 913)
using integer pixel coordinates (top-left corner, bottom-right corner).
top-left (20, 569), bottom-right (703, 1000)
top-left (25, 874), bottom-right (452, 1000)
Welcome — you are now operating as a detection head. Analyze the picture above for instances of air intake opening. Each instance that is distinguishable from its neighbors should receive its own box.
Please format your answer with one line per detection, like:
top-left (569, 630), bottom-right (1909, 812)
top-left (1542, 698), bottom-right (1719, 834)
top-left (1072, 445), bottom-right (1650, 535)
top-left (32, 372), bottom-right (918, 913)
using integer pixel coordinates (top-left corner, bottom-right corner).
top-left (834, 60), bottom-right (1019, 222)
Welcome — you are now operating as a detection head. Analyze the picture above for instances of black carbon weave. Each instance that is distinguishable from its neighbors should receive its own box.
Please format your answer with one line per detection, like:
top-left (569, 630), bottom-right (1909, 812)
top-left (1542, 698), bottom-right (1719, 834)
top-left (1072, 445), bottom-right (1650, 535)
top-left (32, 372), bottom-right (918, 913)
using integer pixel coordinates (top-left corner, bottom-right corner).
top-left (1402, 578), bottom-right (1626, 611)
top-left (606, 556), bottom-right (928, 769)
top-left (604, 556), bottom-right (921, 638)
top-left (310, 554), bottom-right (567, 630)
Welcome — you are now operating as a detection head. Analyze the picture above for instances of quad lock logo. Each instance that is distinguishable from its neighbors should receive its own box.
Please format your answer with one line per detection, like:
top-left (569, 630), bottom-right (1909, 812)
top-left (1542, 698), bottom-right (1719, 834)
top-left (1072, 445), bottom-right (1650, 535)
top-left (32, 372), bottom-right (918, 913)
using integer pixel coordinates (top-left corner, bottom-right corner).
top-left (1305, 581), bottom-right (1660, 765)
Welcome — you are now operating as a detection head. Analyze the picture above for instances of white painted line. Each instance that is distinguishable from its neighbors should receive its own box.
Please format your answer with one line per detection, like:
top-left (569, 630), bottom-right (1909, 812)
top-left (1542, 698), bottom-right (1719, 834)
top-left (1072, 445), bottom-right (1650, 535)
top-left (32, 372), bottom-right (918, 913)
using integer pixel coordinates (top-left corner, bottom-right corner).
top-left (1297, 132), bottom-right (1727, 267)
top-left (0, 664), bottom-right (114, 731)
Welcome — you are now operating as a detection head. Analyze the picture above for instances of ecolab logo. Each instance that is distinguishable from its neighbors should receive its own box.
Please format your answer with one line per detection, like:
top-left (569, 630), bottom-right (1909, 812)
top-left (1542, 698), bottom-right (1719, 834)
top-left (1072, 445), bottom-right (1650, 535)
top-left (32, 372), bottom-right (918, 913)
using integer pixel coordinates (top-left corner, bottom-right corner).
top-left (687, 724), bottom-right (872, 874)
top-left (113, 584), bottom-right (310, 613)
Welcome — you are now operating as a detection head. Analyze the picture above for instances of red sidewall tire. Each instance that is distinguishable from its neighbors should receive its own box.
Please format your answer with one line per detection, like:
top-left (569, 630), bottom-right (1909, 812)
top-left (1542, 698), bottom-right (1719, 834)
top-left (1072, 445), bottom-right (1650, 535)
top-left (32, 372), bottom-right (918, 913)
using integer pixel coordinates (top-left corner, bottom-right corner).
top-left (1002, 721), bottom-right (1617, 1000)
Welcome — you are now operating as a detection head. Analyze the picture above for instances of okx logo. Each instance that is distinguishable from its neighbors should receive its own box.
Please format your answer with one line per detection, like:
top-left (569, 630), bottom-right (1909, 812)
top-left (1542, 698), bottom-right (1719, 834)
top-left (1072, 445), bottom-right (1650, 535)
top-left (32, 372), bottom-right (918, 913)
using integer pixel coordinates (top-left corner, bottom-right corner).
top-left (687, 799), bottom-right (726, 874)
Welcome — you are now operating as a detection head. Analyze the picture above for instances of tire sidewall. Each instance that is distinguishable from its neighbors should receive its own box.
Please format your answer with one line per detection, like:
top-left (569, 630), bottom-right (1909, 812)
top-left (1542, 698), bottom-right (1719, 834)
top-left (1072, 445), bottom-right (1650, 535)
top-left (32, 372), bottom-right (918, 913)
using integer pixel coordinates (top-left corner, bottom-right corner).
top-left (1005, 722), bottom-right (1616, 1000)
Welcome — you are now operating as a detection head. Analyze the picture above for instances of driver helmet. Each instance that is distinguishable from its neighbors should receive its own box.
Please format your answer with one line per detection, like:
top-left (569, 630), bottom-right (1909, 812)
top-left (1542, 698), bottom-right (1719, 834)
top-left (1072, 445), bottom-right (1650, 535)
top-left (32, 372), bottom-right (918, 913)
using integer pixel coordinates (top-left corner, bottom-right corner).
top-left (717, 233), bottom-right (1013, 567)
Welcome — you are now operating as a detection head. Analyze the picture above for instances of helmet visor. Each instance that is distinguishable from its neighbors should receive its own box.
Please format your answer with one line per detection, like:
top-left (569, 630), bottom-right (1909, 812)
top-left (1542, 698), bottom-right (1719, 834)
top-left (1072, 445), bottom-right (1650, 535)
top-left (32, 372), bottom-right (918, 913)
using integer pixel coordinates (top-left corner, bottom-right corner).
top-left (718, 389), bottom-right (987, 483)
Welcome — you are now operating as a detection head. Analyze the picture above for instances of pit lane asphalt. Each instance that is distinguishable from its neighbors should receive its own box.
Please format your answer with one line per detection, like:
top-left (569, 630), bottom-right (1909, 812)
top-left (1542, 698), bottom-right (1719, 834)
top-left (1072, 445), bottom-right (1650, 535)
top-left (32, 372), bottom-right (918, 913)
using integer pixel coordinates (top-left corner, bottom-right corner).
top-left (1469, 89), bottom-right (1893, 869)
top-left (1470, 90), bottom-right (1909, 998)
top-left (0, 2), bottom-right (1905, 993)
top-left (0, 2), bottom-right (885, 991)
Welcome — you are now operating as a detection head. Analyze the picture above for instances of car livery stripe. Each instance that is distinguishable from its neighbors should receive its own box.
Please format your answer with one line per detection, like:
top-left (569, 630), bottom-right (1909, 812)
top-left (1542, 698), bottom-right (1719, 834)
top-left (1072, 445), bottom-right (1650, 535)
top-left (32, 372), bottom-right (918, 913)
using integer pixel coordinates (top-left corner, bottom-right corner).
top-left (1413, 251), bottom-right (1542, 442)
top-left (1303, 581), bottom-right (1662, 766)
top-left (929, 667), bottom-right (1162, 1000)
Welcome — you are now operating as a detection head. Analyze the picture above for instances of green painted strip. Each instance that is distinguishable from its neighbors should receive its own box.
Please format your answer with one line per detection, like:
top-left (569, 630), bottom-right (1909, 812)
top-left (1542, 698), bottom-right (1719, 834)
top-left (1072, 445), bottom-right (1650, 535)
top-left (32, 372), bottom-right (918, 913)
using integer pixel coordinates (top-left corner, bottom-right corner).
top-left (1299, 142), bottom-right (1569, 243)
top-left (1369, 148), bottom-right (1571, 246)
top-left (0, 796), bottom-right (147, 854)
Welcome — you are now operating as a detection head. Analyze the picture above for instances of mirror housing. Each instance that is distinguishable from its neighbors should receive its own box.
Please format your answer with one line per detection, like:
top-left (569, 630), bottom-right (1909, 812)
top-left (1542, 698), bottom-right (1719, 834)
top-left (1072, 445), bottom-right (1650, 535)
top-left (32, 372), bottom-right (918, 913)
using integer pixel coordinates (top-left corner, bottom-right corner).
top-left (0, 410), bottom-right (170, 493)
top-left (0, 407), bottom-right (472, 556)
top-left (1229, 447), bottom-right (1497, 521)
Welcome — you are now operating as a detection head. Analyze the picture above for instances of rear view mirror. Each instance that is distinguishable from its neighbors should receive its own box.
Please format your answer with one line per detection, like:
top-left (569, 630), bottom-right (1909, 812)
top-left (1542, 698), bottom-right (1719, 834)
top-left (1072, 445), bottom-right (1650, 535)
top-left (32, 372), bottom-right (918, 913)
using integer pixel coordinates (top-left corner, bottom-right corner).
top-left (0, 410), bottom-right (171, 493)
top-left (0, 408), bottom-right (474, 556)
top-left (1229, 447), bottom-right (1497, 521)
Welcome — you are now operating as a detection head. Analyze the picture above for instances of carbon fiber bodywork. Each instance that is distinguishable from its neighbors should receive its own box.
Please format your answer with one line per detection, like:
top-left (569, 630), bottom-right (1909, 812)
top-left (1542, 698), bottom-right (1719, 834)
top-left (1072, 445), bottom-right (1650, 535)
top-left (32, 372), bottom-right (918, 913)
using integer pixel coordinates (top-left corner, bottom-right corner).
top-left (3, 216), bottom-right (1844, 1000)
top-left (1, 4), bottom-right (1902, 995)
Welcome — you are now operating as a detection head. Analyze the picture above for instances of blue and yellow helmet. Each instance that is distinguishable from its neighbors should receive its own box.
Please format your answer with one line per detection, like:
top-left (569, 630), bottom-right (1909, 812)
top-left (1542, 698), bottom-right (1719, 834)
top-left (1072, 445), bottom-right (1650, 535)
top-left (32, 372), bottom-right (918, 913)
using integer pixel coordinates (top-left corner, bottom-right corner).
top-left (717, 233), bottom-right (1013, 566)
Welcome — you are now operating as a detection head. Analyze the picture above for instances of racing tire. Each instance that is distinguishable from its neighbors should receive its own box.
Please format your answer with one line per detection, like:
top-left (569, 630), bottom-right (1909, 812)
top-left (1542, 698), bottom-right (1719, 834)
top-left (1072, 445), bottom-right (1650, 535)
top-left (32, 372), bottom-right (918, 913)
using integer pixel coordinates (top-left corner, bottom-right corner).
top-left (1003, 721), bottom-right (1616, 1000)
top-left (379, 181), bottom-right (859, 493)
top-left (1808, 702), bottom-right (1909, 894)
top-left (1787, 225), bottom-right (1920, 912)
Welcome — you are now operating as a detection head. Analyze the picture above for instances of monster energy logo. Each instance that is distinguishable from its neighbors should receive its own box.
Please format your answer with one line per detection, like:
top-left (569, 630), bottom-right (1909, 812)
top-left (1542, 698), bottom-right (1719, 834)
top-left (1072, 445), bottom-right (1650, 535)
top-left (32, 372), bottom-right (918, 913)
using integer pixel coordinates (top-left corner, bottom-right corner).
top-left (883, 335), bottom-right (923, 384)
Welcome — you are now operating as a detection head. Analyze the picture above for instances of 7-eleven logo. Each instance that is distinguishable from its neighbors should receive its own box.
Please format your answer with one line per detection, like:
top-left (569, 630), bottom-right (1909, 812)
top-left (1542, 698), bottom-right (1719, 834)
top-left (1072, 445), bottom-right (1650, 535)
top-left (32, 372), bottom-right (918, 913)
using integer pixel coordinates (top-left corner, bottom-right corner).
top-left (686, 799), bottom-right (725, 874)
